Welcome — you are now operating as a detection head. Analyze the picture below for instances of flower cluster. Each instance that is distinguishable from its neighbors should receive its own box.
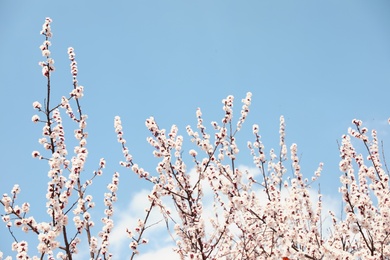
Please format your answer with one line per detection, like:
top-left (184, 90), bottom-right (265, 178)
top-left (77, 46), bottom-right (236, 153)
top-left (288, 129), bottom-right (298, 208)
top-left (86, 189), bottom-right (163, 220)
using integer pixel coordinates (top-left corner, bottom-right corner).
top-left (126, 218), bottom-right (149, 255)
top-left (327, 118), bottom-right (390, 258)
top-left (0, 17), bottom-right (117, 260)
top-left (236, 92), bottom-right (252, 131)
top-left (68, 47), bottom-right (78, 85)
top-left (38, 17), bottom-right (55, 77)
top-left (91, 171), bottom-right (119, 259)
top-left (114, 116), bottom-right (134, 168)
top-left (66, 48), bottom-right (84, 99)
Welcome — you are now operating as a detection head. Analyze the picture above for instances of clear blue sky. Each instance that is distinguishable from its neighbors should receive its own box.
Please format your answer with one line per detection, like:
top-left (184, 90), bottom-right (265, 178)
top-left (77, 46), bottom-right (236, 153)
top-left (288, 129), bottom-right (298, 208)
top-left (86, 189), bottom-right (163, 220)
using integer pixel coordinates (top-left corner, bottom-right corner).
top-left (0, 1), bottom-right (389, 258)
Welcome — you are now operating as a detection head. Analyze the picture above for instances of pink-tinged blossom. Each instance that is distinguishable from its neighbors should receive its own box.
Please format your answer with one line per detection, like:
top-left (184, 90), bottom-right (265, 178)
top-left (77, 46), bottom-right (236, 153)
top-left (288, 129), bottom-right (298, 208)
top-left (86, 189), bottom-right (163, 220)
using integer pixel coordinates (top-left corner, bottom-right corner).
top-left (129, 241), bottom-right (138, 253)
top-left (189, 149), bottom-right (197, 157)
top-left (11, 185), bottom-right (20, 195)
top-left (32, 101), bottom-right (42, 109)
top-left (237, 92), bottom-right (252, 130)
top-left (21, 202), bottom-right (30, 213)
top-left (70, 86), bottom-right (84, 99)
top-left (40, 17), bottom-right (53, 36)
top-left (99, 158), bottom-right (106, 168)
top-left (32, 115), bottom-right (40, 123)
top-left (68, 47), bottom-right (79, 85)
top-left (352, 118), bottom-right (363, 126)
top-left (31, 151), bottom-right (40, 158)
top-left (38, 18), bottom-right (55, 77)
top-left (41, 49), bottom-right (51, 57)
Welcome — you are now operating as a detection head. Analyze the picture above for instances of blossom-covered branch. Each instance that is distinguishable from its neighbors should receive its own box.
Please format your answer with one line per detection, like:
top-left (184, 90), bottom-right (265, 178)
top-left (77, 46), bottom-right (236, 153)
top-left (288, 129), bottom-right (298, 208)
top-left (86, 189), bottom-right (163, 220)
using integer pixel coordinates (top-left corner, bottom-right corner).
top-left (1, 17), bottom-right (390, 260)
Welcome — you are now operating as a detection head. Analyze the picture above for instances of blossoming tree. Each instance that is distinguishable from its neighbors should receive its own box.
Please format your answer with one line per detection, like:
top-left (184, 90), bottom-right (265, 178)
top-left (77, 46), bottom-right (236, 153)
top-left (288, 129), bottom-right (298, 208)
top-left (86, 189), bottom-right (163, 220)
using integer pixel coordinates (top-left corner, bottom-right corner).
top-left (1, 17), bottom-right (389, 260)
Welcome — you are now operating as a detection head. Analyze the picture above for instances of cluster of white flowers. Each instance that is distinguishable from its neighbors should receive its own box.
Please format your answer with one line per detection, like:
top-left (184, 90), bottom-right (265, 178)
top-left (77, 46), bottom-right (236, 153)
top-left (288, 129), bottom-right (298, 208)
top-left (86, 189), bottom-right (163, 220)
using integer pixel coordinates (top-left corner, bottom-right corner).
top-left (221, 95), bottom-right (234, 124)
top-left (65, 48), bottom-right (84, 99)
top-left (38, 18), bottom-right (55, 77)
top-left (67, 47), bottom-right (78, 85)
top-left (70, 86), bottom-right (84, 99)
top-left (236, 92), bottom-right (252, 131)
top-left (11, 241), bottom-right (30, 259)
top-left (92, 172), bottom-right (119, 259)
top-left (126, 218), bottom-right (149, 255)
top-left (31, 101), bottom-right (43, 124)
top-left (329, 119), bottom-right (390, 258)
top-left (40, 17), bottom-right (52, 37)
top-left (114, 116), bottom-right (134, 169)
top-left (248, 123), bottom-right (266, 171)
top-left (1, 184), bottom-right (42, 259)
top-left (279, 115), bottom-right (287, 158)
top-left (186, 109), bottom-right (213, 156)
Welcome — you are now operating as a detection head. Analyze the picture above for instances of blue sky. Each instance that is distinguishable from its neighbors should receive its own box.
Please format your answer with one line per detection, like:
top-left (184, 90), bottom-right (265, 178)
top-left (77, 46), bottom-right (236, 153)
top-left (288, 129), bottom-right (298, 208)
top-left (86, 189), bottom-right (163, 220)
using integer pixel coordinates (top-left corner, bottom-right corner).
top-left (0, 1), bottom-right (389, 258)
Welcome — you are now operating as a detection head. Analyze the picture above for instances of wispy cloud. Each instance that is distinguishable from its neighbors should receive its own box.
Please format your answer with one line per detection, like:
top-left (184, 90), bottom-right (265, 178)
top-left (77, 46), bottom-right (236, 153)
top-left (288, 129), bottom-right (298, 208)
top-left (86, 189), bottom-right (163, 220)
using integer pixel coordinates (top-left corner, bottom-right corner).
top-left (136, 246), bottom-right (180, 260)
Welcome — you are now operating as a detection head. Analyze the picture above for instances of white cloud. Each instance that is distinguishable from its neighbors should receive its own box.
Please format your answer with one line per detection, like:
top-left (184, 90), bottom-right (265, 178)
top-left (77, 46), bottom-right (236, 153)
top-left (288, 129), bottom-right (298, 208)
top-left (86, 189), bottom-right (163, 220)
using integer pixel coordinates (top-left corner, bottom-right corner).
top-left (136, 246), bottom-right (180, 260)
